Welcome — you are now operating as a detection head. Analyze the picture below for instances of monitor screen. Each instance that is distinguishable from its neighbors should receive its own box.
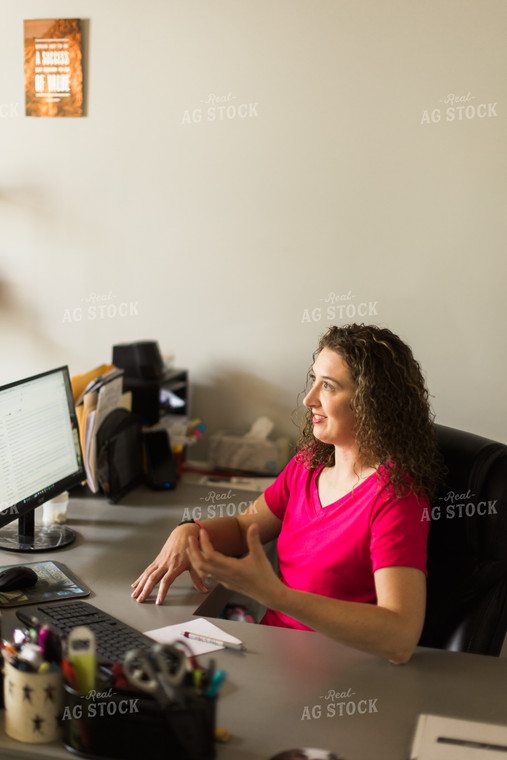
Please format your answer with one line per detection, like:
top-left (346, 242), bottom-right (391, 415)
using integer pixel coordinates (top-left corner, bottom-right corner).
top-left (0, 366), bottom-right (85, 551)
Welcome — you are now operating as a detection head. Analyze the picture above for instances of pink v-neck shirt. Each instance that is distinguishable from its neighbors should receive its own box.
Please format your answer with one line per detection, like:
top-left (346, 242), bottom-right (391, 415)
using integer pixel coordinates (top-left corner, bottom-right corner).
top-left (262, 456), bottom-right (430, 630)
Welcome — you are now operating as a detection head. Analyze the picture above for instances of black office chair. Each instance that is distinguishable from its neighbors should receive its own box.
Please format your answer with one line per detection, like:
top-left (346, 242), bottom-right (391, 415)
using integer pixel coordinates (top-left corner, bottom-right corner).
top-left (419, 424), bottom-right (507, 656)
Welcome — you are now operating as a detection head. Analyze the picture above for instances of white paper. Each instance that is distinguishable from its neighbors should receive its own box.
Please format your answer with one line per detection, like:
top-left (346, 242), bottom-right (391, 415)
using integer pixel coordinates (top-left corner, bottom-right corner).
top-left (84, 410), bottom-right (98, 492)
top-left (410, 714), bottom-right (507, 759)
top-left (144, 617), bottom-right (244, 655)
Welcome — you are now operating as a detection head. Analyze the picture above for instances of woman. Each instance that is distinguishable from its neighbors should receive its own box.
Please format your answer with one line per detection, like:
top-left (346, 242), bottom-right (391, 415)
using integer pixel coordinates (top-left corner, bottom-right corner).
top-left (132, 324), bottom-right (443, 664)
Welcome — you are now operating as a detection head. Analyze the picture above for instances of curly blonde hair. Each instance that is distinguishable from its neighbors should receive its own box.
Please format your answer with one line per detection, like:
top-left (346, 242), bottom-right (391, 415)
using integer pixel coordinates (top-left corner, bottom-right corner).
top-left (296, 324), bottom-right (444, 499)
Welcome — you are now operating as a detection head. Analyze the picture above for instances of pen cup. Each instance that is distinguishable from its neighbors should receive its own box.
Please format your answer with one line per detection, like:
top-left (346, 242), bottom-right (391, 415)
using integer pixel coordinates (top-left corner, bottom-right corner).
top-left (3, 660), bottom-right (63, 743)
top-left (62, 681), bottom-right (217, 760)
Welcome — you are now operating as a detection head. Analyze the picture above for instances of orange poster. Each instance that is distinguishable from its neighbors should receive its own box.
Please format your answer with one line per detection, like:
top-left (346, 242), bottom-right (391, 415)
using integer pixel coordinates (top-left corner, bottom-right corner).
top-left (24, 19), bottom-right (83, 117)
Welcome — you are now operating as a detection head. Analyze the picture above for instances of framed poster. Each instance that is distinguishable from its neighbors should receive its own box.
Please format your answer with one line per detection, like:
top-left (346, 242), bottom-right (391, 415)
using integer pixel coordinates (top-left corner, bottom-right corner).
top-left (24, 19), bottom-right (83, 117)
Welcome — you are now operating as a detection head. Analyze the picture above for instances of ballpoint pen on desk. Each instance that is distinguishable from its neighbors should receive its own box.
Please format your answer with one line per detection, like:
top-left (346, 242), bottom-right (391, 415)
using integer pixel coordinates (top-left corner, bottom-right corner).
top-left (183, 630), bottom-right (246, 652)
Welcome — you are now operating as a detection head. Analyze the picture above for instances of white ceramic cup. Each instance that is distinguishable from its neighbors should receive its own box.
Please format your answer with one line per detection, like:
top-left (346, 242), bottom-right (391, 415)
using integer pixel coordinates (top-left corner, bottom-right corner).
top-left (42, 491), bottom-right (69, 525)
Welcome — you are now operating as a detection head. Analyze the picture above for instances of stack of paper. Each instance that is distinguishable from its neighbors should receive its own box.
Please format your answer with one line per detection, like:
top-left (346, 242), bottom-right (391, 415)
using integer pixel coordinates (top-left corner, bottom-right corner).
top-left (71, 367), bottom-right (125, 492)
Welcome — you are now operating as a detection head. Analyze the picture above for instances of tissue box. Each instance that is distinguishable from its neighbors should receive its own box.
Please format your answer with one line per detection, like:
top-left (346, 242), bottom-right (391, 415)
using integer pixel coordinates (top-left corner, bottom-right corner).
top-left (208, 432), bottom-right (289, 475)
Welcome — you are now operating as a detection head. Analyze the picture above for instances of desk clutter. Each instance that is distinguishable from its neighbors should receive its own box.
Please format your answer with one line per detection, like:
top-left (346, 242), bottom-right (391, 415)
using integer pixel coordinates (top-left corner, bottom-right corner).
top-left (1, 612), bottom-right (221, 759)
top-left (71, 341), bottom-right (203, 502)
top-left (2, 623), bottom-right (63, 744)
top-left (209, 416), bottom-right (289, 475)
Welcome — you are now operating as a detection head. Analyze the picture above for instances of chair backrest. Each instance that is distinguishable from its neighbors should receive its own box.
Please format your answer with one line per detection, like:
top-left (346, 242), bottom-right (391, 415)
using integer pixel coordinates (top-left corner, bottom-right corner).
top-left (419, 424), bottom-right (507, 656)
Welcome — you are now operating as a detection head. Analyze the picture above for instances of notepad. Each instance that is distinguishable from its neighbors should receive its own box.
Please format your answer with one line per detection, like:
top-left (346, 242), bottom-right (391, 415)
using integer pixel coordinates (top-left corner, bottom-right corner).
top-left (410, 714), bottom-right (507, 759)
top-left (144, 617), bottom-right (244, 655)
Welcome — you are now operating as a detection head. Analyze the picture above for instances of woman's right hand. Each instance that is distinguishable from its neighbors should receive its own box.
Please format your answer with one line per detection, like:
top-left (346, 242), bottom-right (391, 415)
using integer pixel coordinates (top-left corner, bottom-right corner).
top-left (131, 524), bottom-right (209, 605)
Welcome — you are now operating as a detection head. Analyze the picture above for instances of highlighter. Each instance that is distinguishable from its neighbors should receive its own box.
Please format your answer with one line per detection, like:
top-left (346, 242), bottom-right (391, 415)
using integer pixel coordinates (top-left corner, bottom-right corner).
top-left (68, 626), bottom-right (96, 694)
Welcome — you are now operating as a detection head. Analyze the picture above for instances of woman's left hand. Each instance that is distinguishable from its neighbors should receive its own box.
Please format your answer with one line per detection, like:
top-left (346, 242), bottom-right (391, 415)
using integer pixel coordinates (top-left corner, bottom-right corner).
top-left (186, 524), bottom-right (282, 608)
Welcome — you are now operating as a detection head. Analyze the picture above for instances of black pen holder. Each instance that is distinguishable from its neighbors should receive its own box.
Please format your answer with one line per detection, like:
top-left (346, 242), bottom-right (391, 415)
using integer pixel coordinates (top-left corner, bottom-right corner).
top-left (62, 683), bottom-right (216, 760)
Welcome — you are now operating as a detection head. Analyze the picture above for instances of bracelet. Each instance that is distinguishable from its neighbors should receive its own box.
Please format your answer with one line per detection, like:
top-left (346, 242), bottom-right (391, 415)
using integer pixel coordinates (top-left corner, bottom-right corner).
top-left (178, 518), bottom-right (204, 531)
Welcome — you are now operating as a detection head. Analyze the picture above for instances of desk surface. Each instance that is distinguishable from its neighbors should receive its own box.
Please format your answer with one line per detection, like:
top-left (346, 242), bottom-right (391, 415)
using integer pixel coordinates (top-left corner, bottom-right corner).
top-left (1, 482), bottom-right (507, 760)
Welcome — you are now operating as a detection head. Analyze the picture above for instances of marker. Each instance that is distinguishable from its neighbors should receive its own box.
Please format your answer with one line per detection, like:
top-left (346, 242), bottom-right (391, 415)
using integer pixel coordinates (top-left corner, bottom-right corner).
top-left (68, 626), bottom-right (96, 694)
top-left (205, 670), bottom-right (227, 698)
top-left (183, 631), bottom-right (246, 651)
top-left (38, 625), bottom-right (61, 664)
top-left (62, 658), bottom-right (78, 688)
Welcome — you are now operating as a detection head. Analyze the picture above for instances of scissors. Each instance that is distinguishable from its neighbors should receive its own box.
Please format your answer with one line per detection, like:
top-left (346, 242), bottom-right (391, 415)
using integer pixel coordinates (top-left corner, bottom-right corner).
top-left (123, 643), bottom-right (186, 707)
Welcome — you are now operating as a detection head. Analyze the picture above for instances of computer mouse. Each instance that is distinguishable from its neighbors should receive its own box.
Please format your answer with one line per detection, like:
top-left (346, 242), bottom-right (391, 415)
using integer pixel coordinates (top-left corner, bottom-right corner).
top-left (0, 566), bottom-right (38, 592)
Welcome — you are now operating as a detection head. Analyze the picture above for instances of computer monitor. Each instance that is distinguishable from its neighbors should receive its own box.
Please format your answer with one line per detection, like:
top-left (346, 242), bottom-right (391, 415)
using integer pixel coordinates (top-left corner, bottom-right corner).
top-left (0, 366), bottom-right (85, 552)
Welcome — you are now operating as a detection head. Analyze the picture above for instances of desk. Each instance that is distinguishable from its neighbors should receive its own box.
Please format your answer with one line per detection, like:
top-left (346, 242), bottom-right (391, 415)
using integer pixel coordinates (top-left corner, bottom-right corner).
top-left (1, 482), bottom-right (506, 760)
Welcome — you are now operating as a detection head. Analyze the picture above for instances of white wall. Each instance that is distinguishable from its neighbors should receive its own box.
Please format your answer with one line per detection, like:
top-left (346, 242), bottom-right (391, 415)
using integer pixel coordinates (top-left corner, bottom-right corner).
top-left (1, 0), bottom-right (506, 453)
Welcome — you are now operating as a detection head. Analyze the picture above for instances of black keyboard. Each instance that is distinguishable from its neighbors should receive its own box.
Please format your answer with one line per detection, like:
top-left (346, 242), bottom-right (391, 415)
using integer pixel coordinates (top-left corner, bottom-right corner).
top-left (16, 600), bottom-right (157, 663)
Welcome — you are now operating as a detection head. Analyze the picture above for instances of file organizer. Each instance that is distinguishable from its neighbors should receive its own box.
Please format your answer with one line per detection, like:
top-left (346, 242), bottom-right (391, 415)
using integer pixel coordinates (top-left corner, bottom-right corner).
top-left (63, 682), bottom-right (216, 760)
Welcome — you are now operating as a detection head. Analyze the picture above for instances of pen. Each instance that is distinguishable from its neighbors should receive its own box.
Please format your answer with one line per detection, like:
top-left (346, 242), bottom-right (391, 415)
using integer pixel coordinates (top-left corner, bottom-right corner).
top-left (183, 631), bottom-right (246, 651)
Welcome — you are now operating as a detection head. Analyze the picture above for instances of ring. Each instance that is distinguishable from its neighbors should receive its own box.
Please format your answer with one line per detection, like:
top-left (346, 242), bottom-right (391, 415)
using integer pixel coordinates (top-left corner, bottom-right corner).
top-left (205, 573), bottom-right (213, 583)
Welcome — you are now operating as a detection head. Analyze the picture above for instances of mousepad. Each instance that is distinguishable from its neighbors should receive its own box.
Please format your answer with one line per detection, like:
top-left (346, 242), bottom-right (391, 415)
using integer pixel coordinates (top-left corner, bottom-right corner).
top-left (0, 560), bottom-right (91, 608)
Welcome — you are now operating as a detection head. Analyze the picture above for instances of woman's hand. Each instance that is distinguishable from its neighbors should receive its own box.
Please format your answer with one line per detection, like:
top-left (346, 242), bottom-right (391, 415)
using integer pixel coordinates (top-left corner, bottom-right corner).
top-left (131, 525), bottom-right (209, 605)
top-left (132, 496), bottom-right (282, 607)
top-left (186, 524), bottom-right (283, 608)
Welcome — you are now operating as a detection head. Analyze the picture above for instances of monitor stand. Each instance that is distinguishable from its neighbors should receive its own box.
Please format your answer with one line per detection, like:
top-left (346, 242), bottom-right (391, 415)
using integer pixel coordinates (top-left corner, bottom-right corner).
top-left (0, 512), bottom-right (76, 552)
